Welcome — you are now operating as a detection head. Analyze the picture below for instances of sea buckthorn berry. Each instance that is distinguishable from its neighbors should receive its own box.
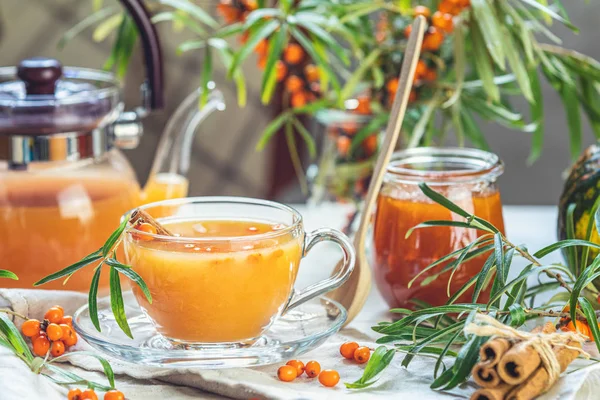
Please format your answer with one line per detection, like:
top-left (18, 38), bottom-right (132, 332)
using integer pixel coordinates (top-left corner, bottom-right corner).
top-left (409, 89), bottom-right (418, 103)
top-left (32, 336), bottom-right (50, 356)
top-left (304, 64), bottom-right (319, 82)
top-left (51, 340), bottom-right (66, 357)
top-left (290, 92), bottom-right (307, 108)
top-left (276, 61), bottom-right (287, 82)
top-left (337, 136), bottom-right (351, 157)
top-left (46, 323), bottom-right (63, 341)
top-left (284, 43), bottom-right (304, 65)
top-left (68, 388), bottom-right (82, 400)
top-left (254, 39), bottom-right (268, 55)
top-left (80, 389), bottom-right (99, 400)
top-left (414, 5), bottom-right (431, 18)
top-left (277, 365), bottom-right (298, 382)
top-left (60, 315), bottom-right (73, 327)
top-left (423, 68), bottom-right (437, 82)
top-left (285, 75), bottom-right (304, 93)
top-left (354, 346), bottom-right (371, 364)
top-left (432, 11), bottom-right (454, 33)
top-left (134, 223), bottom-right (157, 241)
top-left (286, 360), bottom-right (305, 376)
top-left (45, 306), bottom-right (64, 324)
top-left (305, 360), bottom-right (321, 378)
top-left (415, 60), bottom-right (427, 79)
top-left (404, 25), bottom-right (412, 39)
top-left (363, 135), bottom-right (378, 156)
top-left (340, 341), bottom-right (359, 359)
top-left (21, 319), bottom-right (40, 337)
top-left (422, 27), bottom-right (445, 51)
top-left (60, 324), bottom-right (78, 347)
top-left (386, 78), bottom-right (399, 94)
top-left (355, 96), bottom-right (371, 115)
top-left (438, 1), bottom-right (461, 15)
top-left (103, 390), bottom-right (125, 400)
top-left (318, 369), bottom-right (340, 387)
top-left (31, 332), bottom-right (47, 343)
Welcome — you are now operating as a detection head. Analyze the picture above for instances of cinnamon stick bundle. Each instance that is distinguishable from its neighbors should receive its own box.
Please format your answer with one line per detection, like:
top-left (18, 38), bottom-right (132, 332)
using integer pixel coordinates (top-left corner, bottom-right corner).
top-left (479, 338), bottom-right (512, 368)
top-left (472, 364), bottom-right (502, 388)
top-left (129, 209), bottom-right (174, 236)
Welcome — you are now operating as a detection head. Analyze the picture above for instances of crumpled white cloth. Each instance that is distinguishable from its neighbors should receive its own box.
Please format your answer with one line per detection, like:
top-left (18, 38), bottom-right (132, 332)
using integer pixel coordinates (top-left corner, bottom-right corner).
top-left (1, 289), bottom-right (600, 400)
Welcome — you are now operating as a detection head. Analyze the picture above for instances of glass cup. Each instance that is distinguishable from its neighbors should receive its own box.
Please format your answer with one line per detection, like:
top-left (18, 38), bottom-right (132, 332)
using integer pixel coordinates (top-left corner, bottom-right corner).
top-left (372, 147), bottom-right (505, 309)
top-left (123, 197), bottom-right (355, 346)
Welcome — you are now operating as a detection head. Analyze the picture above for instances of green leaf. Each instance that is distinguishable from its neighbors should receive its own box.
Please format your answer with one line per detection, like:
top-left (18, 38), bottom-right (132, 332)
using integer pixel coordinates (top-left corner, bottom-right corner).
top-left (229, 19), bottom-right (280, 77)
top-left (0, 313), bottom-right (33, 362)
top-left (339, 49), bottom-right (382, 103)
top-left (213, 44), bottom-right (247, 107)
top-left (50, 351), bottom-right (115, 389)
top-left (292, 118), bottom-right (317, 159)
top-left (442, 24), bottom-right (466, 109)
top-left (408, 99), bottom-right (439, 149)
top-left (293, 16), bottom-right (349, 66)
top-left (527, 67), bottom-right (545, 164)
top-left (106, 259), bottom-right (152, 304)
top-left (581, 196), bottom-right (600, 270)
top-left (558, 83), bottom-right (582, 162)
top-left (470, 23), bottom-right (500, 102)
top-left (508, 304), bottom-right (526, 326)
top-left (345, 346), bottom-right (396, 389)
top-left (44, 364), bottom-right (112, 392)
top-left (158, 0), bottom-right (218, 29)
top-left (58, 7), bottom-right (116, 49)
top-left (152, 11), bottom-right (206, 36)
top-left (34, 251), bottom-right (102, 286)
top-left (109, 268), bottom-right (132, 338)
top-left (350, 113), bottom-right (388, 154)
top-left (93, 14), bottom-right (124, 42)
top-left (0, 270), bottom-right (18, 280)
top-left (255, 112), bottom-right (291, 151)
top-left (434, 329), bottom-right (463, 378)
top-left (494, 233), bottom-right (505, 286)
top-left (501, 3), bottom-right (536, 66)
top-left (460, 108), bottom-right (489, 151)
top-left (418, 183), bottom-right (470, 218)
top-left (339, 3), bottom-right (383, 24)
top-left (200, 46), bottom-right (213, 107)
top-left (488, 264), bottom-right (548, 306)
top-left (579, 77), bottom-right (600, 140)
top-left (462, 95), bottom-right (536, 132)
top-left (261, 24), bottom-right (288, 105)
top-left (471, 0), bottom-right (505, 69)
top-left (472, 254), bottom-right (497, 302)
top-left (102, 216), bottom-right (128, 257)
top-left (290, 26), bottom-right (340, 91)
top-left (502, 27), bottom-right (533, 102)
top-left (579, 297), bottom-right (600, 353)
top-left (517, 0), bottom-right (578, 31)
top-left (570, 256), bottom-right (600, 324)
top-left (565, 203), bottom-right (579, 273)
top-left (400, 322), bottom-right (464, 368)
top-left (89, 263), bottom-right (103, 332)
top-left (406, 220), bottom-right (492, 239)
top-left (244, 8), bottom-right (283, 29)
top-left (535, 239), bottom-right (600, 258)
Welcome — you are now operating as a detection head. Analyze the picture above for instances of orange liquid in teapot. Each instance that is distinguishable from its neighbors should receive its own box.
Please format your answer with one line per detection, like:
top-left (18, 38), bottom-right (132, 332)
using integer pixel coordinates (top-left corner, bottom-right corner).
top-left (0, 173), bottom-right (188, 291)
top-left (373, 190), bottom-right (505, 309)
top-left (125, 219), bottom-right (303, 343)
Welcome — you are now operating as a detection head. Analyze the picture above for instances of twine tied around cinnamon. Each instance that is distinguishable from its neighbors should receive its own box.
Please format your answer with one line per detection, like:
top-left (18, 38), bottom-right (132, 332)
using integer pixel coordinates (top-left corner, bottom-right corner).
top-left (465, 313), bottom-right (590, 390)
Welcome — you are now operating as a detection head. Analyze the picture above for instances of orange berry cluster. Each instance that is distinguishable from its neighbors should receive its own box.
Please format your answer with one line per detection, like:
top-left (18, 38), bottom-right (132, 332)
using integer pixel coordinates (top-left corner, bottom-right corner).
top-left (339, 341), bottom-right (371, 364)
top-left (216, 0), bottom-right (258, 24)
top-left (21, 305), bottom-right (77, 358)
top-left (68, 388), bottom-right (125, 400)
top-left (131, 222), bottom-right (157, 241)
top-left (277, 360), bottom-right (340, 387)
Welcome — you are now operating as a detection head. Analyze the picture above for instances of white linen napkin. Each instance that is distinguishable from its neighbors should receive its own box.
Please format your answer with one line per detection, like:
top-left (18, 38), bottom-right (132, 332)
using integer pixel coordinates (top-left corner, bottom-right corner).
top-left (1, 288), bottom-right (598, 400)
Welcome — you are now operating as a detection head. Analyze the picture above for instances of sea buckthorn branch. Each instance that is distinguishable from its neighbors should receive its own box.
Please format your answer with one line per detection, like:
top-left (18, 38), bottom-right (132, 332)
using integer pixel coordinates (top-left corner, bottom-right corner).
top-left (348, 183), bottom-right (600, 392)
top-left (33, 212), bottom-right (153, 339)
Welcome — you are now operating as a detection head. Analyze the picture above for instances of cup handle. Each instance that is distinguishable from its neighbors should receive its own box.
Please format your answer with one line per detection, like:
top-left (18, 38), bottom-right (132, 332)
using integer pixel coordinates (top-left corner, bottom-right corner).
top-left (283, 228), bottom-right (356, 313)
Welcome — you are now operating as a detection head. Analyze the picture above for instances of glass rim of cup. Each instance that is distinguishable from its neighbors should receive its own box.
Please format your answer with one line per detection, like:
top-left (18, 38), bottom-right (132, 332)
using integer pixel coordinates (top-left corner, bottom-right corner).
top-left (123, 196), bottom-right (304, 243)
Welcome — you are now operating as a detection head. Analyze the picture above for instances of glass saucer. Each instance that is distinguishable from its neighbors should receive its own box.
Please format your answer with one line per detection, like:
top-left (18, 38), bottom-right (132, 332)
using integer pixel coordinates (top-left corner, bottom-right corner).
top-left (73, 292), bottom-right (346, 368)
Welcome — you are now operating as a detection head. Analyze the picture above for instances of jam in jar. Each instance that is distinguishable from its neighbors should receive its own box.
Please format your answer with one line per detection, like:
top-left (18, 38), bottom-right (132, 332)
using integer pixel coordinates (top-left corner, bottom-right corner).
top-left (372, 147), bottom-right (505, 309)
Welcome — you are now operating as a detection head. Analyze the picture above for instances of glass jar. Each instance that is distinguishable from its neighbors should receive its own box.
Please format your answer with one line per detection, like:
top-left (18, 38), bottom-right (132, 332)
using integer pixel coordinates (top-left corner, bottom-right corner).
top-left (372, 147), bottom-right (505, 309)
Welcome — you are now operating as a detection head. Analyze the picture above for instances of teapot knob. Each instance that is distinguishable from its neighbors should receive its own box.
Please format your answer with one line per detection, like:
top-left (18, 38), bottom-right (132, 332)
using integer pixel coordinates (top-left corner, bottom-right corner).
top-left (17, 58), bottom-right (63, 95)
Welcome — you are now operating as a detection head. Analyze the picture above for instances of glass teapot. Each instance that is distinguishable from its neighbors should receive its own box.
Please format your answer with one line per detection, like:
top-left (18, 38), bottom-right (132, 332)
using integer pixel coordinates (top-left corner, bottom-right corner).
top-left (0, 0), bottom-right (225, 290)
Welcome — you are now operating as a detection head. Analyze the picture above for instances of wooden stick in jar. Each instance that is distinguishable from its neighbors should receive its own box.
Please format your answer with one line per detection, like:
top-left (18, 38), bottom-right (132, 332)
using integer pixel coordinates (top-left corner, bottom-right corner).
top-left (129, 209), bottom-right (174, 236)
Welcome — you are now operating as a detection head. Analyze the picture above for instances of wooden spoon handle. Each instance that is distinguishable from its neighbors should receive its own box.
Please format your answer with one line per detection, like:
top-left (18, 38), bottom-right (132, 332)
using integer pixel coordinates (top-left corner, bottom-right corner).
top-left (328, 16), bottom-right (428, 325)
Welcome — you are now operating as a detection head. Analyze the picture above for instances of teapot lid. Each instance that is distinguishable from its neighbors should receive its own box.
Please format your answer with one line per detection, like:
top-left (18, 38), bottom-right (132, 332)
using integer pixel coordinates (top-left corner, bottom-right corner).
top-left (0, 58), bottom-right (122, 136)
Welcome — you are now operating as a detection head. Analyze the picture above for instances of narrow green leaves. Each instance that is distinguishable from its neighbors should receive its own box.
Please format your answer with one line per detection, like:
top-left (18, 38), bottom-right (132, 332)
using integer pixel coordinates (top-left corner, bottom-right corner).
top-left (527, 67), bottom-right (545, 164)
top-left (345, 346), bottom-right (396, 389)
top-left (261, 24), bottom-right (288, 104)
top-left (558, 83), bottom-right (582, 162)
top-left (579, 297), bottom-right (600, 353)
top-left (34, 251), bottom-right (102, 286)
top-left (109, 268), bottom-right (132, 339)
top-left (102, 217), bottom-right (128, 257)
top-left (0, 313), bottom-right (33, 363)
top-left (106, 259), bottom-right (152, 304)
top-left (229, 19), bottom-right (279, 77)
top-left (89, 263), bottom-right (104, 332)
top-left (0, 270), bottom-right (18, 280)
top-left (471, 0), bottom-right (505, 69)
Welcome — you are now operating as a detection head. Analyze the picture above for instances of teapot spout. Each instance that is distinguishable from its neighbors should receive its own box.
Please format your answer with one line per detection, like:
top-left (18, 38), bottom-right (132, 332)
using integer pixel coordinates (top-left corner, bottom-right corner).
top-left (142, 86), bottom-right (225, 204)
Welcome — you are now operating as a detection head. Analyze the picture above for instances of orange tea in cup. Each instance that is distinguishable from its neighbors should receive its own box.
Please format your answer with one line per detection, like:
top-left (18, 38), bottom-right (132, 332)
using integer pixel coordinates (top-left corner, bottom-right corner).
top-left (123, 197), bottom-right (355, 345)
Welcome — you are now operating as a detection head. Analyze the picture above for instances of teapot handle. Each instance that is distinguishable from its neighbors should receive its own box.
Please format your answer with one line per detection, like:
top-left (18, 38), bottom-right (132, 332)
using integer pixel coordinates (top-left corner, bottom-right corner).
top-left (119, 0), bottom-right (164, 110)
